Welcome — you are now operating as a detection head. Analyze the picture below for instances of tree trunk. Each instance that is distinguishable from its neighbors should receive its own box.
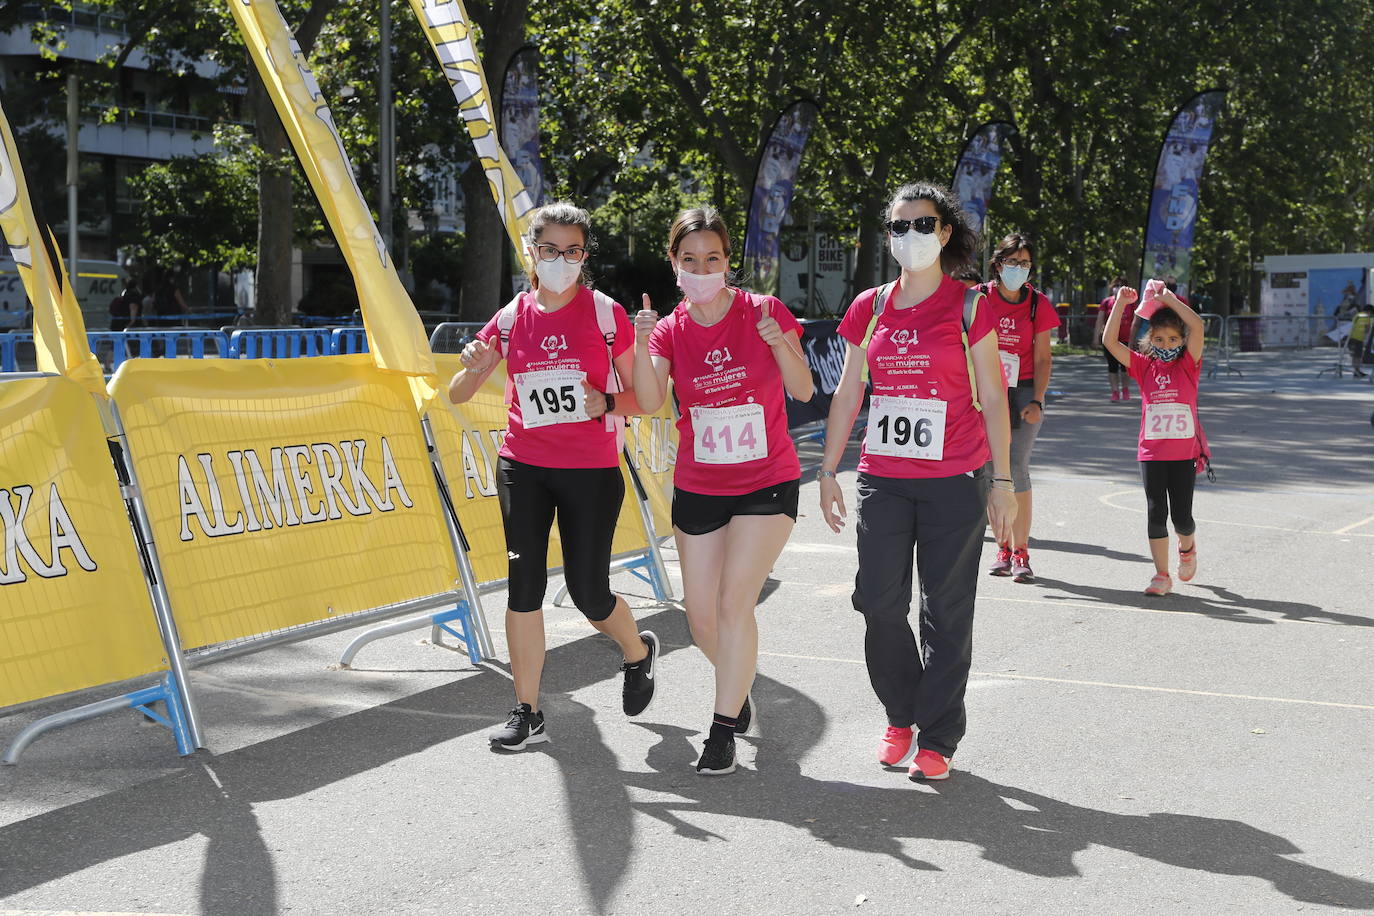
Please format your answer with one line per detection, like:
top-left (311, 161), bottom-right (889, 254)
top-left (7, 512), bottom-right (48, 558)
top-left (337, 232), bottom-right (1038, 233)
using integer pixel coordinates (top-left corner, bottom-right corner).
top-left (250, 73), bottom-right (294, 327)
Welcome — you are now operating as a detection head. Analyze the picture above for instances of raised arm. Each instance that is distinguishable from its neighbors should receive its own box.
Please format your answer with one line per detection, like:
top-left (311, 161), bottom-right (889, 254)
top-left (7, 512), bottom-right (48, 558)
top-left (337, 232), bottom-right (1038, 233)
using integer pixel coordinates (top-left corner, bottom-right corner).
top-left (1103, 286), bottom-right (1138, 368)
top-left (447, 337), bottom-right (500, 405)
top-left (1158, 289), bottom-right (1206, 362)
top-left (632, 295), bottom-right (671, 414)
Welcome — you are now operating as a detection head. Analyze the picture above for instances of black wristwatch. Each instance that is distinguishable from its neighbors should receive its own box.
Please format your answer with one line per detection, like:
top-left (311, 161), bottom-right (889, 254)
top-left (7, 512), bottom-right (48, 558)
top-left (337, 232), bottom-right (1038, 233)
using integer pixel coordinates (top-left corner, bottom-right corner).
top-left (1029, 399), bottom-right (1044, 410)
top-left (603, 392), bottom-right (616, 413)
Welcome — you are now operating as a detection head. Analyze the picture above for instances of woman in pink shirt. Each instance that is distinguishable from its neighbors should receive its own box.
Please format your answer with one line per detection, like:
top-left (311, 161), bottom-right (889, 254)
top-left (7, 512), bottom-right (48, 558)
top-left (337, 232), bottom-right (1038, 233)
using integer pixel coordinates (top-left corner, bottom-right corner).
top-left (1103, 284), bottom-right (1206, 596)
top-left (633, 207), bottom-right (814, 775)
top-left (817, 182), bottom-right (1015, 783)
top-left (448, 202), bottom-right (658, 752)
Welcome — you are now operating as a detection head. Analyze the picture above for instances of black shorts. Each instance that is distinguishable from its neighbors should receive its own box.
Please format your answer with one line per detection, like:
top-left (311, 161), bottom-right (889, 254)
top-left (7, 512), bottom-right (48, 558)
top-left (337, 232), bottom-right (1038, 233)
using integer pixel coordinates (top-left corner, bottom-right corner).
top-left (496, 457), bottom-right (624, 619)
top-left (672, 479), bottom-right (800, 536)
top-left (1104, 347), bottom-right (1125, 374)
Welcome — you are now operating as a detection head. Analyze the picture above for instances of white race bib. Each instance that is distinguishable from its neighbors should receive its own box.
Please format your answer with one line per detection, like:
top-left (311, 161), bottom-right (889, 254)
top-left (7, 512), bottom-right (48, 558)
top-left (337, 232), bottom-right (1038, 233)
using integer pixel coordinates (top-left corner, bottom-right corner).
top-left (692, 404), bottom-right (767, 464)
top-left (1144, 401), bottom-right (1194, 439)
top-left (866, 395), bottom-right (947, 461)
top-left (999, 351), bottom-right (1021, 388)
top-left (515, 369), bottom-right (589, 429)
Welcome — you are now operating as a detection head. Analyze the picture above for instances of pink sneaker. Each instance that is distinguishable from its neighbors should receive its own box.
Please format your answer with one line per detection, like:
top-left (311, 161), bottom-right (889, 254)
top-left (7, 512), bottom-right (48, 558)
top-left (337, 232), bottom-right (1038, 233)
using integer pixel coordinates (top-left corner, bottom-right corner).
top-left (988, 545), bottom-right (1013, 577)
top-left (1011, 548), bottom-right (1034, 583)
top-left (878, 726), bottom-right (915, 766)
top-left (1178, 545), bottom-right (1197, 582)
top-left (1144, 573), bottom-right (1172, 596)
top-left (908, 748), bottom-right (951, 782)
top-left (1110, 390), bottom-right (1121, 402)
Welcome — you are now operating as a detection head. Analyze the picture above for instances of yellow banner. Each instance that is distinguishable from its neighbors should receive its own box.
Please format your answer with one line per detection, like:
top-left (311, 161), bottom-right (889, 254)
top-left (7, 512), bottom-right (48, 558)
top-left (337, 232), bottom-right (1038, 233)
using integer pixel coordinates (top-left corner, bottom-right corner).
top-left (109, 356), bottom-right (459, 649)
top-left (430, 354), bottom-right (677, 593)
top-left (0, 99), bottom-right (106, 397)
top-left (407, 0), bottom-right (537, 274)
top-left (226, 0), bottom-right (435, 381)
top-left (0, 376), bottom-right (167, 708)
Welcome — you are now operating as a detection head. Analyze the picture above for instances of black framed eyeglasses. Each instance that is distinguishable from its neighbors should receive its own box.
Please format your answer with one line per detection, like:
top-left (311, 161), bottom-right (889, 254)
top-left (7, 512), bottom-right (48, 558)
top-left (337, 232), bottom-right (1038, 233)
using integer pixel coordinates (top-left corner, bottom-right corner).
top-left (885, 216), bottom-right (940, 236)
top-left (533, 243), bottom-right (588, 264)
top-left (999, 257), bottom-right (1033, 270)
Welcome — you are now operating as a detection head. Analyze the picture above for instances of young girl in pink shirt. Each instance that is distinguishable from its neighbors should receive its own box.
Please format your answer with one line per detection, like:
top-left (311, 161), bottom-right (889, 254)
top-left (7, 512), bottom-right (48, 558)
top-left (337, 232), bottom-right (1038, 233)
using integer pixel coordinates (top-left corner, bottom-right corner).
top-left (1103, 284), bottom-right (1206, 596)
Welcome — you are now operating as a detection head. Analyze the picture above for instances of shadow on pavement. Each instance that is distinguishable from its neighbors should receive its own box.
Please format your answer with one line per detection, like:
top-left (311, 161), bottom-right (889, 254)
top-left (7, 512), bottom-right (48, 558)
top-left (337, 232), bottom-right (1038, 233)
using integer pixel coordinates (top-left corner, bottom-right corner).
top-left (1027, 538), bottom-right (1152, 565)
top-left (1035, 577), bottom-right (1374, 628)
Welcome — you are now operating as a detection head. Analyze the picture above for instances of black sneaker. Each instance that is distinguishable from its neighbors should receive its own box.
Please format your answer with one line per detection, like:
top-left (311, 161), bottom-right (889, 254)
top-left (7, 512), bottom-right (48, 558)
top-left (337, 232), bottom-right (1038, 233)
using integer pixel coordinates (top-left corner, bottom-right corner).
top-left (489, 703), bottom-right (547, 751)
top-left (735, 693), bottom-right (754, 735)
top-left (621, 631), bottom-right (659, 717)
top-left (695, 736), bottom-right (736, 776)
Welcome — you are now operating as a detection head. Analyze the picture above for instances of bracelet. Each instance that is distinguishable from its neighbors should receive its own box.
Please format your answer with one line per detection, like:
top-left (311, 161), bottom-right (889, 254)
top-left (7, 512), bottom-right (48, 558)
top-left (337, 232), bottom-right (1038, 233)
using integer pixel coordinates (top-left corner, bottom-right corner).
top-left (817, 469), bottom-right (837, 480)
top-left (1029, 399), bottom-right (1044, 409)
top-left (603, 392), bottom-right (616, 413)
top-left (992, 476), bottom-right (1013, 483)
top-left (991, 482), bottom-right (1015, 492)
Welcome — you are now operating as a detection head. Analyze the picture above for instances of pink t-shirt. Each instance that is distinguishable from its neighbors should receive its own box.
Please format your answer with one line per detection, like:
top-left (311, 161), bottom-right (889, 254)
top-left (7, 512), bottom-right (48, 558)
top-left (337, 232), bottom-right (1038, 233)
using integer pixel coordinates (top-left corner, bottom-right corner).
top-left (1128, 350), bottom-right (1203, 461)
top-left (837, 275), bottom-right (996, 479)
top-left (983, 283), bottom-right (1060, 381)
top-left (477, 287), bottom-right (633, 469)
top-left (648, 289), bottom-right (802, 496)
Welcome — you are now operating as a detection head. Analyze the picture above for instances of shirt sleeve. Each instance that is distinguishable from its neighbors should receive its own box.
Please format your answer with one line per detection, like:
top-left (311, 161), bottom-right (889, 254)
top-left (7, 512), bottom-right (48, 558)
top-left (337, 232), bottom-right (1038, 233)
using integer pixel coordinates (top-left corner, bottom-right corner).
top-left (1035, 293), bottom-right (1061, 332)
top-left (1127, 349), bottom-right (1148, 386)
top-left (475, 310), bottom-right (502, 346)
top-left (767, 296), bottom-right (803, 337)
top-left (648, 314), bottom-right (674, 364)
top-left (837, 288), bottom-right (879, 347)
top-left (611, 302), bottom-right (634, 358)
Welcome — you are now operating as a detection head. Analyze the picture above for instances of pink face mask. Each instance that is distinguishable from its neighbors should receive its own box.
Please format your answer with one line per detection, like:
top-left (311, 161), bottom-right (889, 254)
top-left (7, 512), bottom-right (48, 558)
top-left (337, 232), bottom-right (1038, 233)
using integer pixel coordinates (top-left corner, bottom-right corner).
top-left (677, 268), bottom-right (727, 304)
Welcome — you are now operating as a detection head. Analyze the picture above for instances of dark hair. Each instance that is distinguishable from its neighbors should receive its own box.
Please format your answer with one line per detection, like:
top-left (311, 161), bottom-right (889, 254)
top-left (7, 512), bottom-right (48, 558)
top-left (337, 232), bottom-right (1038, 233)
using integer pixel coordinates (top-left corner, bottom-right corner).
top-left (885, 182), bottom-right (978, 274)
top-left (1137, 306), bottom-right (1188, 354)
top-left (526, 201), bottom-right (594, 290)
top-left (992, 232), bottom-right (1034, 267)
top-left (667, 206), bottom-right (732, 259)
top-left (952, 266), bottom-right (983, 286)
top-left (1111, 274), bottom-right (1128, 290)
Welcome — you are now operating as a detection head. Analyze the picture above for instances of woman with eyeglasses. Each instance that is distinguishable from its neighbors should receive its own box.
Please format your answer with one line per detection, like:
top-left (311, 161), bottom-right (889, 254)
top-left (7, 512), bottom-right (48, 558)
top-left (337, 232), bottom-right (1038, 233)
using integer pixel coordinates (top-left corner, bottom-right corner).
top-left (979, 233), bottom-right (1059, 584)
top-left (448, 202), bottom-right (659, 752)
top-left (633, 207), bottom-right (814, 775)
top-left (817, 183), bottom-right (1015, 783)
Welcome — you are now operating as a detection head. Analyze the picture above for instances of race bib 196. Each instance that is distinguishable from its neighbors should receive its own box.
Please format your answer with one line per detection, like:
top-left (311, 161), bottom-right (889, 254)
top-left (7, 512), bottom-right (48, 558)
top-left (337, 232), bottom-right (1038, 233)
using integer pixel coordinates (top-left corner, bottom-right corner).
top-left (866, 395), bottom-right (947, 460)
top-left (999, 351), bottom-right (1020, 387)
top-left (1144, 401), bottom-right (1193, 439)
top-left (516, 369), bottom-right (589, 429)
top-left (692, 403), bottom-right (767, 464)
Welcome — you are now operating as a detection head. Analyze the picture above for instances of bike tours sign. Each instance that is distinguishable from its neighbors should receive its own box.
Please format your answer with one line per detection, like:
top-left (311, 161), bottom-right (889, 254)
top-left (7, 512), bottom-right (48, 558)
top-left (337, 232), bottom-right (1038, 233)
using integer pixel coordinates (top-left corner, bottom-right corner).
top-left (1141, 90), bottom-right (1225, 297)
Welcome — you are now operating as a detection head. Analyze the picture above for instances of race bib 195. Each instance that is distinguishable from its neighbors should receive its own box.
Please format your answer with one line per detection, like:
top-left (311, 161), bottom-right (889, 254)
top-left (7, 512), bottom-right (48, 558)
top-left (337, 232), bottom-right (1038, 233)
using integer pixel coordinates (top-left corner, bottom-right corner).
top-left (692, 403), bottom-right (767, 464)
top-left (1144, 401), bottom-right (1194, 439)
top-left (516, 369), bottom-right (589, 429)
top-left (866, 395), bottom-right (947, 460)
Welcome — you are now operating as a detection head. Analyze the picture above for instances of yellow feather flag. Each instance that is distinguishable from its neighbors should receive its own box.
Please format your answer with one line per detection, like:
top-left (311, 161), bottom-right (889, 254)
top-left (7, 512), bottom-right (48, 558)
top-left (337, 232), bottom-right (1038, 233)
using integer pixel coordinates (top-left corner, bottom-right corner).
top-left (407, 0), bottom-right (537, 274)
top-left (0, 98), bottom-right (107, 397)
top-left (225, 0), bottom-right (435, 380)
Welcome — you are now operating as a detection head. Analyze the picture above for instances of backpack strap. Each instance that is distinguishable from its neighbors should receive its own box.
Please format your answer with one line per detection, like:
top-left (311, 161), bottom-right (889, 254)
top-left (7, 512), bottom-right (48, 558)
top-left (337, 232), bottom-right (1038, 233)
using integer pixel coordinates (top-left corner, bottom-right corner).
top-left (495, 295), bottom-right (522, 406)
top-left (962, 286), bottom-right (984, 414)
top-left (858, 282), bottom-right (896, 383)
top-left (591, 288), bottom-right (626, 450)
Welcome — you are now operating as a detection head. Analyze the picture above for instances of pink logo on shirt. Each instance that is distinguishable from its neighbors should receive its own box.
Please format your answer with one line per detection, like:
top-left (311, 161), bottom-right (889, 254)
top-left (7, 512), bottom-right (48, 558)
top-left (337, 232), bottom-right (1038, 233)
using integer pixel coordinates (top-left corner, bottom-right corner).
top-left (541, 334), bottom-right (569, 359)
top-left (1154, 372), bottom-right (1173, 391)
top-left (704, 346), bottom-right (734, 373)
top-left (891, 329), bottom-right (917, 354)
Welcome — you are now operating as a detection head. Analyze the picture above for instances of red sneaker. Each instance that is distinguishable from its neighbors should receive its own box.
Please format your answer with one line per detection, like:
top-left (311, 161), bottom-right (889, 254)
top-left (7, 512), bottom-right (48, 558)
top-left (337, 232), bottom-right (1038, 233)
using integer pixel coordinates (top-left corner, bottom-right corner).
top-left (988, 546), bottom-right (1013, 577)
top-left (908, 748), bottom-right (951, 782)
top-left (1011, 548), bottom-right (1035, 583)
top-left (1145, 573), bottom-right (1172, 596)
top-left (878, 726), bottom-right (915, 766)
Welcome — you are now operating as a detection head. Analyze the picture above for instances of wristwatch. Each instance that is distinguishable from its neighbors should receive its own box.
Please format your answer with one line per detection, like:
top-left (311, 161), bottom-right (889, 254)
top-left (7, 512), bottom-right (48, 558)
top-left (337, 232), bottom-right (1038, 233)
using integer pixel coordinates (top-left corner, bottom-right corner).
top-left (817, 469), bottom-right (837, 480)
top-left (603, 392), bottom-right (616, 413)
top-left (1029, 399), bottom-right (1044, 410)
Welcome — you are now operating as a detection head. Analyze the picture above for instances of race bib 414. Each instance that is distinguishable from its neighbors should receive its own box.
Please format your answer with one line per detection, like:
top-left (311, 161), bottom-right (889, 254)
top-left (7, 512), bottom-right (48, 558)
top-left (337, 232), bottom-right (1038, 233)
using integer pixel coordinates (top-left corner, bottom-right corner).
top-left (692, 403), bottom-right (767, 464)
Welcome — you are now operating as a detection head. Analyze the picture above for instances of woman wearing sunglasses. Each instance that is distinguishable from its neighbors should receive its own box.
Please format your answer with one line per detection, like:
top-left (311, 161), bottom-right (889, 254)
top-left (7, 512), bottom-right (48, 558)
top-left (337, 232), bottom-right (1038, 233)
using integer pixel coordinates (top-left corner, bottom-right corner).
top-left (817, 183), bottom-right (1015, 783)
top-left (979, 233), bottom-right (1059, 584)
top-left (633, 207), bottom-right (814, 775)
top-left (448, 201), bottom-right (659, 752)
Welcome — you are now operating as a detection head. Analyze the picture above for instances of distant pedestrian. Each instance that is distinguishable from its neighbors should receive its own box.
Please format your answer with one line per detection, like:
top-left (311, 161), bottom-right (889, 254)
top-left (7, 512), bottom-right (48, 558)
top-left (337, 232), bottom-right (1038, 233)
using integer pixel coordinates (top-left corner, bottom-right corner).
top-left (109, 278), bottom-right (141, 332)
top-left (1092, 275), bottom-right (1131, 402)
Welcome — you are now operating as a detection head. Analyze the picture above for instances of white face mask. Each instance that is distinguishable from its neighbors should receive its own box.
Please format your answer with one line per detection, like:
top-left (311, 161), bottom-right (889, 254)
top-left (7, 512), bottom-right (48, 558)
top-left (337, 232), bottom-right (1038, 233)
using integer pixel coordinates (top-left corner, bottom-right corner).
top-left (533, 256), bottom-right (581, 294)
top-left (890, 230), bottom-right (942, 272)
top-left (677, 268), bottom-right (727, 304)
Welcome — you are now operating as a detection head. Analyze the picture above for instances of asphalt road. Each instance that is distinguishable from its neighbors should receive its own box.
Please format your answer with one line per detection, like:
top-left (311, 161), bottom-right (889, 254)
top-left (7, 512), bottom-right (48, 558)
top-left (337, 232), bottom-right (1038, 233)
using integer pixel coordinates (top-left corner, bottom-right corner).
top-left (2, 350), bottom-right (1372, 915)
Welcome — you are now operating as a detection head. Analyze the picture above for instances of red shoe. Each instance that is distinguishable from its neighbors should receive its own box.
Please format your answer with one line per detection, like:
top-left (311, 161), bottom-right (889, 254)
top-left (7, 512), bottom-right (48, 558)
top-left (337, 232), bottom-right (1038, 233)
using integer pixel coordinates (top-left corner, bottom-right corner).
top-left (908, 748), bottom-right (951, 782)
top-left (878, 726), bottom-right (915, 766)
top-left (1011, 548), bottom-right (1035, 583)
top-left (988, 545), bottom-right (1013, 577)
top-left (1110, 390), bottom-right (1121, 402)
top-left (1145, 573), bottom-right (1172, 596)
top-left (1178, 545), bottom-right (1197, 582)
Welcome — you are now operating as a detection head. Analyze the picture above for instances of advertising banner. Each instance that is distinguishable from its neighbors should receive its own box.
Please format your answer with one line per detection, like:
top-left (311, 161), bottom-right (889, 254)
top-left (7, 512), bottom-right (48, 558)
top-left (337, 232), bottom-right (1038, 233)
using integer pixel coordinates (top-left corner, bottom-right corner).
top-left (743, 101), bottom-right (818, 297)
top-left (0, 376), bottom-right (166, 707)
top-left (951, 122), bottom-right (1014, 235)
top-left (109, 356), bottom-right (458, 650)
top-left (784, 320), bottom-right (846, 428)
top-left (1142, 90), bottom-right (1225, 296)
top-left (500, 47), bottom-right (545, 209)
top-left (409, 0), bottom-right (539, 274)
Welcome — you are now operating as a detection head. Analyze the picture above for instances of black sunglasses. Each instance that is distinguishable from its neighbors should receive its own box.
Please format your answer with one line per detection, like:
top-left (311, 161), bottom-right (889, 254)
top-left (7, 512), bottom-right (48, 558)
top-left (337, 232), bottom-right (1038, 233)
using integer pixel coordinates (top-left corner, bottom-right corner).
top-left (885, 216), bottom-right (940, 236)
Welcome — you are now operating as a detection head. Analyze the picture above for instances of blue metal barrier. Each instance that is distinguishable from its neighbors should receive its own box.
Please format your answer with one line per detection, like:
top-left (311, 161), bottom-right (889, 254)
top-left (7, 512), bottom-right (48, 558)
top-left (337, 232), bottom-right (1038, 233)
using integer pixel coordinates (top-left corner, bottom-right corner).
top-left (330, 327), bottom-right (370, 355)
top-left (228, 327), bottom-right (334, 358)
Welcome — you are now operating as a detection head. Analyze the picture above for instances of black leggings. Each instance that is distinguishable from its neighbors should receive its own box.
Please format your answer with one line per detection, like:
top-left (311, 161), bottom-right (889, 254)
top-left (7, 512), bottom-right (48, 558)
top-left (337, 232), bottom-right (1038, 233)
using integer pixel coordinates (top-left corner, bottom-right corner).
top-left (496, 457), bottom-right (624, 619)
top-left (1141, 460), bottom-right (1196, 540)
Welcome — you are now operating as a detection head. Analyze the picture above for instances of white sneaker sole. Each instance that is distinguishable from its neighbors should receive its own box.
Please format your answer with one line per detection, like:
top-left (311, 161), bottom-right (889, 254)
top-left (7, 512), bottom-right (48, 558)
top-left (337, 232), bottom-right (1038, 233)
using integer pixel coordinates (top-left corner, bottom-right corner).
top-left (625, 630), bottom-right (660, 718)
top-left (490, 730), bottom-right (548, 751)
top-left (880, 743), bottom-right (917, 767)
top-left (696, 761), bottom-right (736, 776)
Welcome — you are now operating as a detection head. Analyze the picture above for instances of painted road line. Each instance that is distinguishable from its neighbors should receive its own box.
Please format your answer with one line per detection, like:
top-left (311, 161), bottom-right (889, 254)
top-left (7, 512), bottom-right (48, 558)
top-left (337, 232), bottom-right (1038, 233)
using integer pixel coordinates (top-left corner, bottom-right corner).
top-left (1099, 490), bottom-right (1374, 537)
